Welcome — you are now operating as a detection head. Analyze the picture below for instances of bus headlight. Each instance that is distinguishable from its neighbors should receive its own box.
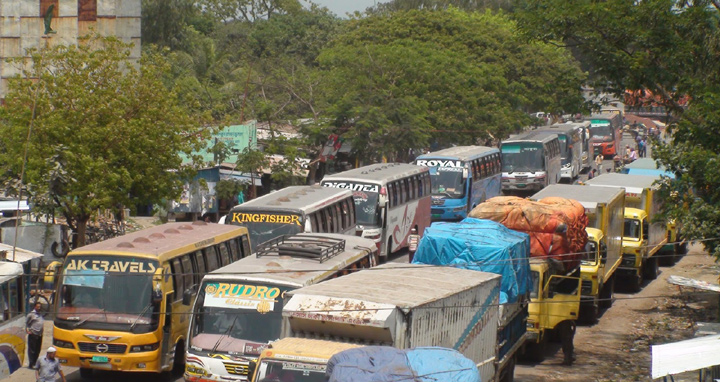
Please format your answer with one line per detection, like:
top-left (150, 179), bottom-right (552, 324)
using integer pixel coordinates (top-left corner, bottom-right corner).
top-left (186, 364), bottom-right (210, 376)
top-left (130, 343), bottom-right (160, 352)
top-left (53, 339), bottom-right (74, 349)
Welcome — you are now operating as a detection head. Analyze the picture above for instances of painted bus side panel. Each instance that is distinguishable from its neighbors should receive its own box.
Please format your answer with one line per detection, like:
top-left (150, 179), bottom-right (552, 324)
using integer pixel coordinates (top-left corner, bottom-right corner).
top-left (384, 197), bottom-right (432, 255)
top-left (0, 317), bottom-right (25, 378)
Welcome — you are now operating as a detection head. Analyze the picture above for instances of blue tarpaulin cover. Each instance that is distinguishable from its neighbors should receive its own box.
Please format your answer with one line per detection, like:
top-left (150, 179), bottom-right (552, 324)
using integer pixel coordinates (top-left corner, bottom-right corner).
top-left (326, 346), bottom-right (481, 382)
top-left (412, 218), bottom-right (531, 304)
top-left (623, 168), bottom-right (676, 179)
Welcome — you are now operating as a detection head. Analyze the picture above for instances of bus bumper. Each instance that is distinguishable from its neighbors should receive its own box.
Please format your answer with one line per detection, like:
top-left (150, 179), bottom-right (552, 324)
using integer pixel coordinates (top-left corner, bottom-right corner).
top-left (430, 206), bottom-right (466, 221)
top-left (56, 348), bottom-right (162, 373)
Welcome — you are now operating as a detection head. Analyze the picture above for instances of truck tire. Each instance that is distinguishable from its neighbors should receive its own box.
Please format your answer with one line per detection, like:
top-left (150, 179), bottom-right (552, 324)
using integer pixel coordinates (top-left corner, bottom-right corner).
top-left (521, 336), bottom-right (546, 363)
top-left (643, 257), bottom-right (659, 280)
top-left (579, 298), bottom-right (599, 325)
top-left (659, 248), bottom-right (676, 266)
top-left (628, 271), bottom-right (643, 293)
top-left (599, 276), bottom-right (614, 310)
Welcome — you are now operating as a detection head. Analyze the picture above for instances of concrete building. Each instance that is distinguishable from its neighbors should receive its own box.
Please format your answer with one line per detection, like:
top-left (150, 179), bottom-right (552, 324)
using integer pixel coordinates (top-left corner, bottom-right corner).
top-left (0, 0), bottom-right (141, 98)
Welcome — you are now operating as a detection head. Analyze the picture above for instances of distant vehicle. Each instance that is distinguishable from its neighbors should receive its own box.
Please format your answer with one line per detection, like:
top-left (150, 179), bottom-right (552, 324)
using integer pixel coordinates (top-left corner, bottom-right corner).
top-left (414, 146), bottom-right (501, 221)
top-left (225, 185), bottom-right (356, 252)
top-left (51, 222), bottom-right (250, 378)
top-left (0, 262), bottom-right (27, 378)
top-left (321, 163), bottom-right (431, 260)
top-left (588, 113), bottom-right (623, 158)
top-left (501, 130), bottom-right (562, 192)
top-left (536, 122), bottom-right (588, 180)
top-left (185, 233), bottom-right (378, 382)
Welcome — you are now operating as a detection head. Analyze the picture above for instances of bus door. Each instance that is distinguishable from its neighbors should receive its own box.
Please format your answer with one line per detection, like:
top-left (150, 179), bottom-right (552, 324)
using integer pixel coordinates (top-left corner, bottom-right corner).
top-left (156, 266), bottom-right (174, 370)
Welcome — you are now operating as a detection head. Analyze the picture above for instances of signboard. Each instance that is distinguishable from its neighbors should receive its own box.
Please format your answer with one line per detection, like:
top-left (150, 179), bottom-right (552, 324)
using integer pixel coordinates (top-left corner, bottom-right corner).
top-left (322, 182), bottom-right (380, 193)
top-left (415, 159), bottom-right (463, 168)
top-left (203, 282), bottom-right (285, 313)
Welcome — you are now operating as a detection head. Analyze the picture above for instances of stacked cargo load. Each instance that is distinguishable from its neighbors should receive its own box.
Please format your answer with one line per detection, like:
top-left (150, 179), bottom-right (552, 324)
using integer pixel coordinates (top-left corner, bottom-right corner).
top-left (469, 196), bottom-right (588, 272)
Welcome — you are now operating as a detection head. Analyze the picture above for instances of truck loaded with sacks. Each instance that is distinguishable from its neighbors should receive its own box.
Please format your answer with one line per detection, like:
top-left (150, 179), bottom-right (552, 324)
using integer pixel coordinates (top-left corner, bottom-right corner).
top-left (468, 196), bottom-right (585, 362)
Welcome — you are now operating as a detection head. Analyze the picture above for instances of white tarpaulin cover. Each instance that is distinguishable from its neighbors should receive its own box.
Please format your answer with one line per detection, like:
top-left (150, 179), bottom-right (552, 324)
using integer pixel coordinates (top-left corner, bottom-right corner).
top-left (651, 334), bottom-right (720, 379)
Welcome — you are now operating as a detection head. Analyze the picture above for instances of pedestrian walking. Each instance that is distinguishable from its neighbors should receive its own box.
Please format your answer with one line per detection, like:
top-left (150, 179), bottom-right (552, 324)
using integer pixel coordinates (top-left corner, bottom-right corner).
top-left (639, 137), bottom-right (647, 157)
top-left (559, 320), bottom-right (577, 365)
top-left (594, 153), bottom-right (603, 173)
top-left (26, 302), bottom-right (44, 368)
top-left (34, 347), bottom-right (65, 382)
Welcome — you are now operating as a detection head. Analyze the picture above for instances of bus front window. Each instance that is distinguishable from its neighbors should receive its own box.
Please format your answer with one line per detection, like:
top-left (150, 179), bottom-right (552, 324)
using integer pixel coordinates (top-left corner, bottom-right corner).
top-left (530, 271), bottom-right (540, 299)
top-left (55, 256), bottom-right (158, 332)
top-left (429, 168), bottom-right (465, 198)
top-left (189, 281), bottom-right (292, 356)
top-left (501, 143), bottom-right (544, 173)
top-left (589, 125), bottom-right (614, 140)
top-left (583, 240), bottom-right (598, 264)
top-left (255, 360), bottom-right (326, 382)
top-left (624, 219), bottom-right (642, 239)
top-left (353, 191), bottom-right (380, 226)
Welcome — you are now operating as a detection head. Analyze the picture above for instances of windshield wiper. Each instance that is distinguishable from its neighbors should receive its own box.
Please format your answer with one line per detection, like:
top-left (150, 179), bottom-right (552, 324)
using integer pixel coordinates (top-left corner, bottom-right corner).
top-left (73, 309), bottom-right (106, 328)
top-left (129, 303), bottom-right (154, 332)
top-left (211, 315), bottom-right (238, 355)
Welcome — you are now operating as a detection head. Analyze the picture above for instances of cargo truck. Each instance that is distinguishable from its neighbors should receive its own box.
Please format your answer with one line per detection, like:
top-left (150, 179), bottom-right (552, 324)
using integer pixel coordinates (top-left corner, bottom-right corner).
top-left (585, 173), bottom-right (668, 292)
top-left (281, 264), bottom-right (503, 382)
top-left (249, 338), bottom-right (360, 382)
top-left (530, 184), bottom-right (625, 323)
top-left (412, 218), bottom-right (531, 381)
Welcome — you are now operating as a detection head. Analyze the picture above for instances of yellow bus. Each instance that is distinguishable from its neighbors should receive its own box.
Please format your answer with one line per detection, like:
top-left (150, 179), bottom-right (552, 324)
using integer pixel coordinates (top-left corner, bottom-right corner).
top-left (0, 261), bottom-right (26, 377)
top-left (51, 222), bottom-right (251, 378)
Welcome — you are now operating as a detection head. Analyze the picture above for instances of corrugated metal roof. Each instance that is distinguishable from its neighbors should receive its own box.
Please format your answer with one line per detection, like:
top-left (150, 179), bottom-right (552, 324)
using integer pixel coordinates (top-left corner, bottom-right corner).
top-left (0, 262), bottom-right (23, 284)
top-left (206, 233), bottom-right (377, 287)
top-left (530, 184), bottom-right (624, 209)
top-left (0, 243), bottom-right (44, 264)
top-left (287, 263), bottom-right (499, 308)
top-left (416, 146), bottom-right (498, 161)
top-left (651, 334), bottom-right (720, 379)
top-left (322, 163), bottom-right (428, 184)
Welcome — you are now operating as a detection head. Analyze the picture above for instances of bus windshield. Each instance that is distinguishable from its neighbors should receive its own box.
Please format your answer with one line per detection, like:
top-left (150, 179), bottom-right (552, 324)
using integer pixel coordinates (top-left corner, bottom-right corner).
top-left (624, 219), bottom-right (642, 239)
top-left (256, 360), bottom-right (326, 382)
top-left (353, 191), bottom-right (380, 226)
top-left (501, 143), bottom-right (545, 173)
top-left (230, 212), bottom-right (303, 250)
top-left (583, 240), bottom-right (598, 264)
top-left (589, 124), bottom-right (614, 139)
top-left (56, 256), bottom-right (159, 332)
top-left (429, 167), bottom-right (465, 198)
top-left (189, 281), bottom-right (292, 355)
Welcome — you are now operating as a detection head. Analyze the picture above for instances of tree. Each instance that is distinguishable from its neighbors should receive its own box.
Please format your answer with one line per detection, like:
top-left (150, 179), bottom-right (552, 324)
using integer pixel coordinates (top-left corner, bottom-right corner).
top-left (319, 9), bottom-right (586, 159)
top-left (0, 35), bottom-right (207, 246)
top-left (515, 0), bottom-right (720, 257)
top-left (235, 147), bottom-right (269, 199)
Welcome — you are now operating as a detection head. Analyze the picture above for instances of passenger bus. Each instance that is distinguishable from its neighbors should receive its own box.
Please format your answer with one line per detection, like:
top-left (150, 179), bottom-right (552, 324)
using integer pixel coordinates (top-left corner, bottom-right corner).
top-left (320, 163), bottom-right (432, 259)
top-left (225, 185), bottom-right (356, 252)
top-left (589, 113), bottom-right (623, 158)
top-left (414, 146), bottom-right (501, 221)
top-left (0, 262), bottom-right (26, 377)
top-left (501, 131), bottom-right (562, 193)
top-left (52, 222), bottom-right (250, 378)
top-left (184, 233), bottom-right (378, 382)
top-left (536, 123), bottom-right (586, 180)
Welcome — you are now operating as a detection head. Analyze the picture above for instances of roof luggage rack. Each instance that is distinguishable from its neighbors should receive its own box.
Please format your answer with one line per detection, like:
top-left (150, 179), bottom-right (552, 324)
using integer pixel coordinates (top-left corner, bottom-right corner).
top-left (255, 234), bottom-right (346, 263)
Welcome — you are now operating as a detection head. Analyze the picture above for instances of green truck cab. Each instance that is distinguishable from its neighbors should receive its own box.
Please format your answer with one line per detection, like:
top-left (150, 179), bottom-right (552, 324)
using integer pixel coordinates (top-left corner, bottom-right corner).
top-left (524, 259), bottom-right (581, 361)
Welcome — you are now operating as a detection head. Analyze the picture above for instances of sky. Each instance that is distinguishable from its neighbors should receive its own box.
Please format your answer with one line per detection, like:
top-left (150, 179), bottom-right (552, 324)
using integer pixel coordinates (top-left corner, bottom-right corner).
top-left (307, 0), bottom-right (383, 17)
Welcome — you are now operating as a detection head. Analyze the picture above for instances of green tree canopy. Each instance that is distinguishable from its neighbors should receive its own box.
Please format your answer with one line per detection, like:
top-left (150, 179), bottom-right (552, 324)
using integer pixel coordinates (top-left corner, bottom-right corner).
top-left (0, 35), bottom-right (207, 245)
top-left (516, 0), bottom-right (720, 257)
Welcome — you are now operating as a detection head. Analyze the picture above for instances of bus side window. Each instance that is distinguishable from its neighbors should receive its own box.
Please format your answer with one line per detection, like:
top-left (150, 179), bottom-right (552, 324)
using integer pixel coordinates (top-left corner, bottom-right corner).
top-left (349, 198), bottom-right (356, 225)
top-left (399, 180), bottom-right (406, 204)
top-left (389, 183), bottom-right (396, 207)
top-left (418, 176), bottom-right (423, 197)
top-left (204, 247), bottom-right (219, 272)
top-left (193, 251), bottom-right (206, 284)
top-left (324, 208), bottom-right (335, 232)
top-left (424, 173), bottom-right (431, 195)
top-left (180, 255), bottom-right (193, 290)
top-left (218, 243), bottom-right (231, 267)
top-left (229, 239), bottom-right (241, 261)
top-left (310, 212), bottom-right (319, 232)
top-left (334, 204), bottom-right (344, 231)
top-left (341, 200), bottom-right (351, 229)
top-left (240, 236), bottom-right (251, 258)
top-left (170, 259), bottom-right (183, 299)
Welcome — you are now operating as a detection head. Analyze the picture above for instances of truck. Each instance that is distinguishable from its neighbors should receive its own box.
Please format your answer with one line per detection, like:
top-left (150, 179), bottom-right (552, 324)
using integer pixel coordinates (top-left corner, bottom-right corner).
top-left (280, 263), bottom-right (503, 382)
top-left (530, 184), bottom-right (625, 323)
top-left (249, 338), bottom-right (360, 382)
top-left (584, 173), bottom-right (668, 292)
top-left (411, 218), bottom-right (531, 381)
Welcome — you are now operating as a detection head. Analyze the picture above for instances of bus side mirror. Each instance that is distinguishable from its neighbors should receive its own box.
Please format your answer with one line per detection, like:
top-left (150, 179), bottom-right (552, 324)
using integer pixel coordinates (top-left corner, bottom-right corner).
top-left (182, 289), bottom-right (194, 306)
top-left (248, 359), bottom-right (258, 381)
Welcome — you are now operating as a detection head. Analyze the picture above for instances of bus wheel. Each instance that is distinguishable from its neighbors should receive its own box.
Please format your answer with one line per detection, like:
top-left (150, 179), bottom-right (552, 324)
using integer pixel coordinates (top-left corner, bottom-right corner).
top-left (173, 342), bottom-right (185, 373)
top-left (79, 368), bottom-right (93, 379)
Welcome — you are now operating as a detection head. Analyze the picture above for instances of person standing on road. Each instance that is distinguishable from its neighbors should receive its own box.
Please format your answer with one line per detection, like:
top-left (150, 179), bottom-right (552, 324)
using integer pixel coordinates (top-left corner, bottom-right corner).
top-left (594, 153), bottom-right (603, 173)
top-left (35, 346), bottom-right (65, 382)
top-left (559, 320), bottom-right (577, 366)
top-left (26, 302), bottom-right (44, 368)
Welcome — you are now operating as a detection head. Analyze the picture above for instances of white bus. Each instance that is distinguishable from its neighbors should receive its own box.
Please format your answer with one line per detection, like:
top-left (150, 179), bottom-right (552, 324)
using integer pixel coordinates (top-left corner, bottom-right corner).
top-left (501, 131), bottom-right (562, 193)
top-left (320, 163), bottom-right (431, 260)
top-left (225, 185), bottom-right (356, 252)
top-left (184, 233), bottom-right (379, 382)
top-left (536, 122), bottom-right (586, 180)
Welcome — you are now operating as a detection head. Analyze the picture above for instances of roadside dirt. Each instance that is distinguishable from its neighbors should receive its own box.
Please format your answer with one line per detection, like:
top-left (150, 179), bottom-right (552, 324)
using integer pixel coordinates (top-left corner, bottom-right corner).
top-left (515, 244), bottom-right (720, 382)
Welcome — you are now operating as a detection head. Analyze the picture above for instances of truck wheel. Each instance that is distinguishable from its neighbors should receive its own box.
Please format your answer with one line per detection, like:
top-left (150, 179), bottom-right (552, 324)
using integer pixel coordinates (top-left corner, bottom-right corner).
top-left (659, 248), bottom-right (676, 266)
top-left (599, 276), bottom-right (614, 310)
top-left (643, 257), bottom-right (659, 280)
top-left (522, 336), bottom-right (546, 362)
top-left (79, 368), bottom-right (93, 379)
top-left (579, 298), bottom-right (599, 325)
top-left (628, 271), bottom-right (643, 293)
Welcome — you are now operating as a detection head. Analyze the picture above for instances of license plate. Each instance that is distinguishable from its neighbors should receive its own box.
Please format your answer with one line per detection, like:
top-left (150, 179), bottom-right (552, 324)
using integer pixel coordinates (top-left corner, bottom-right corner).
top-left (517, 183), bottom-right (526, 188)
top-left (432, 214), bottom-right (442, 218)
top-left (91, 356), bottom-right (109, 363)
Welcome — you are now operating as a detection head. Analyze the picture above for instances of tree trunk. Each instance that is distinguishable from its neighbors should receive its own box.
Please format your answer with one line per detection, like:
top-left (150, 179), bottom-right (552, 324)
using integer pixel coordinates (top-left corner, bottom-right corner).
top-left (75, 216), bottom-right (90, 247)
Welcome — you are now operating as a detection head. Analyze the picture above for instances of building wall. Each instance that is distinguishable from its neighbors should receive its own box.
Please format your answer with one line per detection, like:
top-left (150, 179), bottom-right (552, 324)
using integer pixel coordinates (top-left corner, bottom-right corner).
top-left (0, 0), bottom-right (141, 98)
